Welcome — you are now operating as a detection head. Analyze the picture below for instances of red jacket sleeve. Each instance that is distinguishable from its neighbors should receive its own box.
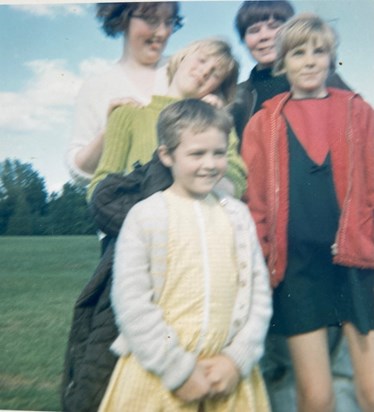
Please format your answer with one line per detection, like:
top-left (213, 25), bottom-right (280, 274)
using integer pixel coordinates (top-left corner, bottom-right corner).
top-left (241, 112), bottom-right (271, 259)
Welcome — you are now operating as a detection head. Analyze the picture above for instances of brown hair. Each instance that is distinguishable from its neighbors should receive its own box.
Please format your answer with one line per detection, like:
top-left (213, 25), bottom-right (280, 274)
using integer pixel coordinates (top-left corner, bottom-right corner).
top-left (96, 2), bottom-right (181, 37)
top-left (157, 99), bottom-right (232, 153)
top-left (235, 1), bottom-right (294, 41)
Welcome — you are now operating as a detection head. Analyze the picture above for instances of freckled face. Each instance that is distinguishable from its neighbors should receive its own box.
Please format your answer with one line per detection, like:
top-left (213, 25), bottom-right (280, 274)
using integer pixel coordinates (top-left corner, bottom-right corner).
top-left (284, 37), bottom-right (331, 99)
top-left (162, 127), bottom-right (228, 200)
top-left (244, 18), bottom-right (284, 68)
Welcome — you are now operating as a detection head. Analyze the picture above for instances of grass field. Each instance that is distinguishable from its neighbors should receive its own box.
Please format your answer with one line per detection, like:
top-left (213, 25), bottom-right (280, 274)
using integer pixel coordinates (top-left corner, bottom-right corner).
top-left (0, 236), bottom-right (100, 411)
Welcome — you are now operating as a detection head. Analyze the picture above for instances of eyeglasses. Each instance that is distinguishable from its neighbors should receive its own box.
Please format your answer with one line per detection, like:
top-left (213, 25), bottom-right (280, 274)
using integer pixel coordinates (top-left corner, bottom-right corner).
top-left (130, 14), bottom-right (184, 33)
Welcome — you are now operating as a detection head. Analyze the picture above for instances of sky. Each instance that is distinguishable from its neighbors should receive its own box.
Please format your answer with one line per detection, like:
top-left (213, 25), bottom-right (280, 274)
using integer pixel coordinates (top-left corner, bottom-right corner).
top-left (1, 0), bottom-right (374, 193)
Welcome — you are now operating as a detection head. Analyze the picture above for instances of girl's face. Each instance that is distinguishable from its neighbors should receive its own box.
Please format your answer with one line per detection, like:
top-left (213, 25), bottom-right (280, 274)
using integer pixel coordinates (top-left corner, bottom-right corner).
top-left (284, 37), bottom-right (331, 99)
top-left (169, 50), bottom-right (228, 99)
top-left (125, 4), bottom-right (175, 66)
top-left (160, 126), bottom-right (228, 200)
top-left (244, 18), bottom-right (284, 68)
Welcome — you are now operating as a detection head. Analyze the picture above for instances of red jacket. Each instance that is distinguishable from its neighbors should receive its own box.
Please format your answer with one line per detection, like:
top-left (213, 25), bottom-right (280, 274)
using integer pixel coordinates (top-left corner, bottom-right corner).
top-left (241, 88), bottom-right (374, 287)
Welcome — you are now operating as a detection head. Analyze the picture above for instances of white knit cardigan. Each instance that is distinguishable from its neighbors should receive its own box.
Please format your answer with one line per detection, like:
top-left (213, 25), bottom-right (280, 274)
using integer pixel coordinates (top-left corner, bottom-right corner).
top-left (111, 191), bottom-right (272, 391)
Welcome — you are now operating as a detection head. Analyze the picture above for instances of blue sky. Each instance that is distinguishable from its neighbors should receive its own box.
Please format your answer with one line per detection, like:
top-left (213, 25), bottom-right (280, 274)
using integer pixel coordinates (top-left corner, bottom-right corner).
top-left (1, 0), bottom-right (374, 193)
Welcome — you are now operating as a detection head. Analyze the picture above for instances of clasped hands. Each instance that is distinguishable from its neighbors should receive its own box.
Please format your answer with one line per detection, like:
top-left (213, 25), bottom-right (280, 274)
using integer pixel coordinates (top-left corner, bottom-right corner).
top-left (174, 354), bottom-right (240, 403)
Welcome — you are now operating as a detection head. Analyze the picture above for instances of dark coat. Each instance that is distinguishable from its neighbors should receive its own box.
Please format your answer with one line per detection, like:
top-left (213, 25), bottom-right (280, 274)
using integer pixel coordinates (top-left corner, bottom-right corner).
top-left (61, 153), bottom-right (172, 411)
top-left (61, 238), bottom-right (118, 412)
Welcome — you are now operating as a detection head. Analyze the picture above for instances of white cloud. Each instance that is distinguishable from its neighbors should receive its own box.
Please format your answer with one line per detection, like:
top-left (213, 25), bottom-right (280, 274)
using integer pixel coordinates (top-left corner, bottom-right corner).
top-left (9, 4), bottom-right (88, 18)
top-left (0, 57), bottom-right (112, 133)
top-left (0, 60), bottom-right (80, 132)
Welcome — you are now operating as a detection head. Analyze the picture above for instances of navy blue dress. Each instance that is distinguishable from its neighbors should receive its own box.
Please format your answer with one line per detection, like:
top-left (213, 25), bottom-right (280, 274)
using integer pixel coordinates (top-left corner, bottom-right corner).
top-left (270, 121), bottom-right (374, 336)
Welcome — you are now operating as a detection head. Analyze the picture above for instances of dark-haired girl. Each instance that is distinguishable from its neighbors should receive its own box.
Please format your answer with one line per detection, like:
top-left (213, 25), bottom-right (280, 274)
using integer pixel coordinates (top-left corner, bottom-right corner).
top-left (67, 2), bottom-right (182, 185)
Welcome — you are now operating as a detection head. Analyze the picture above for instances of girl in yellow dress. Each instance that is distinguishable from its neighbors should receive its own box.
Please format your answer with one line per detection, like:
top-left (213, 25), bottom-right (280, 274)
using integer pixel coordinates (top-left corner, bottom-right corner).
top-left (100, 99), bottom-right (272, 411)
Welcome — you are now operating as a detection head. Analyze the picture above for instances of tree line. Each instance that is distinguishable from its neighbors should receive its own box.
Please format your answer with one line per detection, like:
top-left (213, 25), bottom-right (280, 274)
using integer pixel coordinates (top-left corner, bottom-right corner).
top-left (0, 159), bottom-right (96, 236)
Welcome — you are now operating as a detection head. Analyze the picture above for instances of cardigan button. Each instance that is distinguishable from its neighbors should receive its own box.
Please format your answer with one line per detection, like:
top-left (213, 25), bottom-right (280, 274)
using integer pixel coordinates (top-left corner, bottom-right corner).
top-left (239, 279), bottom-right (247, 287)
top-left (239, 262), bottom-right (247, 269)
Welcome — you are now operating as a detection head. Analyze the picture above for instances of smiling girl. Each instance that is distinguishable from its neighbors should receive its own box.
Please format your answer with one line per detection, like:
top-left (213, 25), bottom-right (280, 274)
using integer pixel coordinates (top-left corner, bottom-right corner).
top-left (87, 38), bottom-right (246, 200)
top-left (66, 2), bottom-right (182, 185)
top-left (99, 99), bottom-right (272, 411)
top-left (230, 1), bottom-right (349, 143)
top-left (242, 14), bottom-right (374, 412)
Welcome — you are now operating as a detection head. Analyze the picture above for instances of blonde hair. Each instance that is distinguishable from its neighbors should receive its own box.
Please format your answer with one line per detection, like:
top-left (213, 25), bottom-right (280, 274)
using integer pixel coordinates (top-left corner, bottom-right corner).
top-left (167, 38), bottom-right (239, 104)
top-left (273, 13), bottom-right (338, 76)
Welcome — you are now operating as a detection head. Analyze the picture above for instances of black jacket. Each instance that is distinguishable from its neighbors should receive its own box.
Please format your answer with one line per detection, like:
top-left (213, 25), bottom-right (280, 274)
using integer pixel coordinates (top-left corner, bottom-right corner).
top-left (61, 154), bottom-right (172, 411)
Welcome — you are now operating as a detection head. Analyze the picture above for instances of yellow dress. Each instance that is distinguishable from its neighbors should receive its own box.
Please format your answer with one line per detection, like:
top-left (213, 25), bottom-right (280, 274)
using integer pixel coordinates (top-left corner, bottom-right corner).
top-left (99, 191), bottom-right (270, 411)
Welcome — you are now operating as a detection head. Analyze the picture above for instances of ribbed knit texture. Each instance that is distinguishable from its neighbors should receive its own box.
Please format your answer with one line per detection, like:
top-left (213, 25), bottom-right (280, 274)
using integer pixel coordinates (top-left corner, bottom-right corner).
top-left (87, 95), bottom-right (247, 200)
top-left (88, 95), bottom-right (176, 199)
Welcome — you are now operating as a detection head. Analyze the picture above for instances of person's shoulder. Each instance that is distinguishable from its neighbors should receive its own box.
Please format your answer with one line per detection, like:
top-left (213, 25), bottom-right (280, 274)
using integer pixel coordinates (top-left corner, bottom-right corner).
top-left (264, 91), bottom-right (290, 107)
top-left (76, 63), bottom-right (120, 98)
top-left (108, 100), bottom-right (143, 125)
top-left (327, 87), bottom-right (355, 98)
top-left (237, 77), bottom-right (251, 91)
top-left (328, 87), bottom-right (371, 107)
top-left (246, 92), bottom-right (289, 125)
top-left (129, 192), bottom-right (166, 217)
top-left (81, 62), bottom-right (115, 82)
top-left (215, 192), bottom-right (248, 214)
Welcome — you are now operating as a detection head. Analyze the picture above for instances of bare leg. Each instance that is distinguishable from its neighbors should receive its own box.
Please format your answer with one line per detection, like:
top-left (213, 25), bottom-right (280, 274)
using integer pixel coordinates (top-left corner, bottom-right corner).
top-left (343, 323), bottom-right (374, 412)
top-left (287, 328), bottom-right (335, 412)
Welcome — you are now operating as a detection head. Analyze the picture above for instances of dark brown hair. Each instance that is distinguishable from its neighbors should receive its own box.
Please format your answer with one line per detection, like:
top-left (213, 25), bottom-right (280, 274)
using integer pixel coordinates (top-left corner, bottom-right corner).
top-left (235, 1), bottom-right (294, 41)
top-left (96, 2), bottom-right (181, 38)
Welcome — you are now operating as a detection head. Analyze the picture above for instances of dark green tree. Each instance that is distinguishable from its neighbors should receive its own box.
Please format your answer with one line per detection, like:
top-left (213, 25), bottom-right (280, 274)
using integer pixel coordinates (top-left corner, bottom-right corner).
top-left (5, 192), bottom-right (33, 235)
top-left (0, 159), bottom-right (48, 235)
top-left (0, 159), bottom-right (96, 235)
top-left (45, 182), bottom-right (96, 235)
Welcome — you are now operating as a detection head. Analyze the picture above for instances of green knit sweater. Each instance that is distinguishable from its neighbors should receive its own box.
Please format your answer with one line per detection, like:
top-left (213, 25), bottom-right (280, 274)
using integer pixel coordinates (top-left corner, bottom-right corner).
top-left (88, 95), bottom-right (247, 200)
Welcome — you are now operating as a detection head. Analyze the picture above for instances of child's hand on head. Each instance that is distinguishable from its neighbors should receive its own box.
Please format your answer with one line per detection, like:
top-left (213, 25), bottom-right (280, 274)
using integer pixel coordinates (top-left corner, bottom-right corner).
top-left (199, 354), bottom-right (240, 397)
top-left (174, 363), bottom-right (211, 402)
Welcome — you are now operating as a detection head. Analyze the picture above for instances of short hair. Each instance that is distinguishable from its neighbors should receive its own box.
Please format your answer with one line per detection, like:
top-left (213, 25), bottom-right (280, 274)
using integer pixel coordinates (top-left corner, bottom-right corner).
top-left (157, 99), bottom-right (233, 153)
top-left (235, 1), bottom-right (294, 41)
top-left (96, 2), bottom-right (181, 38)
top-left (273, 13), bottom-right (338, 75)
top-left (167, 38), bottom-right (239, 104)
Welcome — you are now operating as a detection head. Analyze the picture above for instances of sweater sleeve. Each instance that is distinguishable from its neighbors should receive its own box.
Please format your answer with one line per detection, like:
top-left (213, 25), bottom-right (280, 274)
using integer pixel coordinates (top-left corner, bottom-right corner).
top-left (358, 98), bottom-right (374, 226)
top-left (241, 112), bottom-right (271, 258)
top-left (222, 205), bottom-right (272, 377)
top-left (112, 200), bottom-right (197, 391)
top-left (66, 78), bottom-right (102, 186)
top-left (225, 128), bottom-right (248, 199)
top-left (87, 106), bottom-right (135, 200)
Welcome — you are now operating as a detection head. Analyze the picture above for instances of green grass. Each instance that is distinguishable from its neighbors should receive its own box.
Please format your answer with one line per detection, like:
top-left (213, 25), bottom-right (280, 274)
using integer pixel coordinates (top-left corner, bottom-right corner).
top-left (0, 236), bottom-right (100, 411)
